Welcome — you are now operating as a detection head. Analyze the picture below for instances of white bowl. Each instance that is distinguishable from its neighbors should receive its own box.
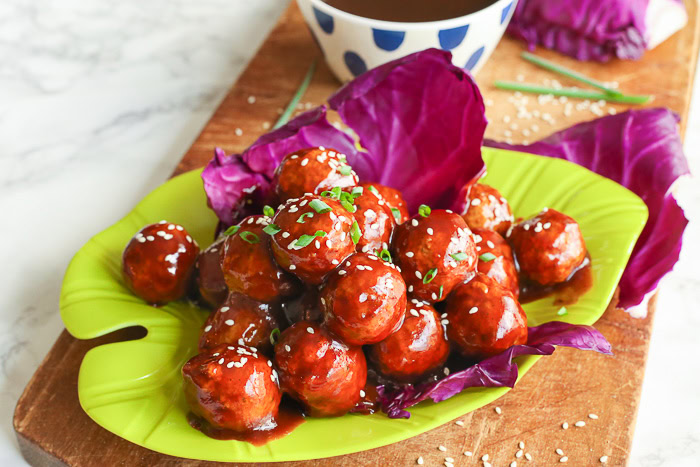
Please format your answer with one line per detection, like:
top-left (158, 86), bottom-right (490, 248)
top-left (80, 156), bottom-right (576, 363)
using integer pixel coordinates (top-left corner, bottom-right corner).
top-left (297, 0), bottom-right (518, 82)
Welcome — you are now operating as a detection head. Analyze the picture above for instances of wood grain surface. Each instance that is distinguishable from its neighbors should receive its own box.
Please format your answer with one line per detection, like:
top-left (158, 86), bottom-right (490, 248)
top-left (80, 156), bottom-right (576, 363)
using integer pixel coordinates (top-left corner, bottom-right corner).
top-left (14, 1), bottom-right (699, 466)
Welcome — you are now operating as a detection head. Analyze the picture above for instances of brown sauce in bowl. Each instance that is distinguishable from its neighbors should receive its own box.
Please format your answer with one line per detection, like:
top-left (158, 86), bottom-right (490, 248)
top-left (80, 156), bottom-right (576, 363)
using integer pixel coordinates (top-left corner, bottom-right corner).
top-left (322, 0), bottom-right (497, 22)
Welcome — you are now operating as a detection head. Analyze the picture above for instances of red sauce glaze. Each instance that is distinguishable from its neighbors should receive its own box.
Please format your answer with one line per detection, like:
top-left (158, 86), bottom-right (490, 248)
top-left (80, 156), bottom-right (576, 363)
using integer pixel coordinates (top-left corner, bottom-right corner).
top-left (274, 147), bottom-right (359, 202)
top-left (122, 222), bottom-right (199, 305)
top-left (473, 228), bottom-right (519, 298)
top-left (351, 383), bottom-right (380, 415)
top-left (393, 210), bottom-right (477, 304)
top-left (359, 183), bottom-right (409, 224)
top-left (182, 344), bottom-right (281, 433)
top-left (221, 215), bottom-right (301, 302)
top-left (461, 183), bottom-right (514, 236)
top-left (320, 253), bottom-right (406, 345)
top-left (370, 300), bottom-right (450, 383)
top-left (270, 194), bottom-right (356, 285)
top-left (198, 293), bottom-right (286, 355)
top-left (274, 321), bottom-right (367, 417)
top-left (195, 235), bottom-right (227, 309)
top-left (344, 186), bottom-right (395, 253)
top-left (519, 254), bottom-right (593, 305)
top-left (281, 286), bottom-right (322, 324)
top-left (508, 208), bottom-right (587, 285)
top-left (187, 403), bottom-right (304, 445)
top-left (445, 274), bottom-right (528, 360)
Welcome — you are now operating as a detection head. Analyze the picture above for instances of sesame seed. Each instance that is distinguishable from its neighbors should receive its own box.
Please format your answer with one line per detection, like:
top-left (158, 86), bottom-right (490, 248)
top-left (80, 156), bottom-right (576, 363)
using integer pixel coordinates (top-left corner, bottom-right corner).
top-left (235, 128), bottom-right (243, 136)
top-left (417, 457), bottom-right (424, 465)
top-left (186, 235), bottom-right (192, 242)
top-left (301, 158), bottom-right (309, 166)
top-left (247, 95), bottom-right (256, 104)
top-left (415, 271), bottom-right (423, 279)
top-left (519, 441), bottom-right (525, 449)
top-left (218, 358), bottom-right (224, 364)
top-left (516, 450), bottom-right (523, 458)
top-left (338, 270), bottom-right (346, 276)
top-left (262, 121), bottom-right (271, 130)
top-left (289, 265), bottom-right (296, 270)
top-left (332, 259), bottom-right (339, 265)
top-left (438, 445), bottom-right (447, 452)
top-left (575, 421), bottom-right (586, 427)
top-left (306, 327), bottom-right (315, 334)
top-left (408, 285), bottom-right (414, 292)
top-left (360, 390), bottom-right (366, 397)
top-left (482, 454), bottom-right (489, 461)
top-left (445, 457), bottom-right (454, 463)
top-left (204, 325), bottom-right (212, 332)
top-left (433, 293), bottom-right (439, 301)
top-left (469, 307), bottom-right (478, 314)
top-left (511, 462), bottom-right (517, 467)
top-left (525, 453), bottom-right (532, 461)
top-left (486, 240), bottom-right (495, 249)
top-left (562, 422), bottom-right (569, 429)
top-left (471, 198), bottom-right (481, 206)
top-left (427, 228), bottom-right (434, 235)
top-left (599, 456), bottom-right (608, 463)
top-left (406, 251), bottom-right (415, 258)
top-left (225, 319), bottom-right (234, 326)
top-left (411, 219), bottom-right (419, 227)
top-left (226, 361), bottom-right (234, 368)
top-left (589, 413), bottom-right (599, 419)
top-left (282, 232), bottom-right (290, 238)
top-left (315, 240), bottom-right (321, 249)
top-left (220, 306), bottom-right (230, 312)
top-left (410, 309), bottom-right (419, 317)
top-left (495, 407), bottom-right (502, 415)
top-left (560, 457), bottom-right (568, 463)
top-left (445, 463), bottom-right (453, 467)
top-left (441, 319), bottom-right (449, 325)
top-left (455, 420), bottom-right (464, 426)
top-left (146, 235), bottom-right (155, 241)
top-left (464, 451), bottom-right (473, 457)
top-left (444, 367), bottom-right (450, 376)
top-left (285, 345), bottom-right (291, 352)
top-left (556, 449), bottom-right (564, 455)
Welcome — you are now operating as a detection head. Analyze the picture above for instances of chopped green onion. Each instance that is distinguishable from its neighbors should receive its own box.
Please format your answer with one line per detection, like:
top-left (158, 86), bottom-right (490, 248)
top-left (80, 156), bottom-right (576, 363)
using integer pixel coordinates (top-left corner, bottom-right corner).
top-left (262, 223), bottom-right (281, 235)
top-left (339, 191), bottom-right (357, 213)
top-left (309, 199), bottom-right (332, 213)
top-left (367, 185), bottom-right (380, 196)
top-left (263, 205), bottom-right (275, 218)
top-left (423, 268), bottom-right (438, 284)
top-left (321, 186), bottom-right (342, 199)
top-left (269, 328), bottom-right (281, 345)
top-left (350, 220), bottom-right (361, 244)
top-left (391, 207), bottom-right (402, 223)
top-left (295, 230), bottom-right (326, 248)
top-left (240, 231), bottom-right (260, 244)
top-left (494, 81), bottom-right (650, 104)
top-left (557, 307), bottom-right (568, 316)
top-left (418, 204), bottom-right (431, 217)
top-left (351, 186), bottom-right (364, 198)
top-left (479, 252), bottom-right (497, 262)
top-left (377, 249), bottom-right (392, 263)
top-left (274, 60), bottom-right (317, 129)
top-left (337, 154), bottom-right (347, 163)
top-left (439, 285), bottom-right (444, 300)
top-left (297, 212), bottom-right (314, 224)
top-left (339, 164), bottom-right (352, 176)
top-left (450, 252), bottom-right (469, 262)
top-left (521, 52), bottom-right (623, 97)
top-left (224, 225), bottom-right (240, 236)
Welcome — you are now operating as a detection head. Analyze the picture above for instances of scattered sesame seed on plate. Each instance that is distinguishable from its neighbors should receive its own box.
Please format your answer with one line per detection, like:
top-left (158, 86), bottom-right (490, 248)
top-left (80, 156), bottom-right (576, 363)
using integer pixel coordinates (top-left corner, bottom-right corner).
top-left (516, 450), bottom-right (523, 458)
top-left (599, 456), bottom-right (608, 463)
top-left (559, 457), bottom-right (568, 463)
top-left (444, 463), bottom-right (453, 467)
top-left (416, 457), bottom-right (424, 465)
top-left (235, 128), bottom-right (243, 136)
top-left (455, 420), bottom-right (464, 426)
top-left (438, 445), bottom-right (447, 452)
top-left (525, 453), bottom-right (532, 461)
top-left (495, 406), bottom-right (502, 415)
top-left (575, 421), bottom-right (586, 427)
top-left (482, 454), bottom-right (489, 461)
top-left (464, 451), bottom-right (472, 456)
top-left (589, 413), bottom-right (599, 419)
top-left (519, 441), bottom-right (525, 449)
top-left (511, 462), bottom-right (517, 467)
top-left (445, 457), bottom-right (454, 463)
top-left (556, 448), bottom-right (564, 455)
top-left (562, 422), bottom-right (569, 429)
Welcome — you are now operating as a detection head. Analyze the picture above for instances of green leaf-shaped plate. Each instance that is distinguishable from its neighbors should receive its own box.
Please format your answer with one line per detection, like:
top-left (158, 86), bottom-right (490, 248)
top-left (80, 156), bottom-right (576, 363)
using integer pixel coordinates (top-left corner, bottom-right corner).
top-left (60, 148), bottom-right (647, 462)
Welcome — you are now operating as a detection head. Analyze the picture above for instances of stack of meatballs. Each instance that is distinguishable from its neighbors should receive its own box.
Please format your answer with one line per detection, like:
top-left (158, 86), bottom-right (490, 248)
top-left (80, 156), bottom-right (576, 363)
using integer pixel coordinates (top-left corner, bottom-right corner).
top-left (121, 146), bottom-right (588, 438)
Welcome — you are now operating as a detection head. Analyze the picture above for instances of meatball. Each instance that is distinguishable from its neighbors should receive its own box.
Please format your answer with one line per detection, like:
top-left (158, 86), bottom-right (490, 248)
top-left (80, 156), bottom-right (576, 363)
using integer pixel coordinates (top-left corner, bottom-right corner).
top-left (320, 253), bottom-right (406, 345)
top-left (393, 209), bottom-right (477, 303)
top-left (199, 294), bottom-right (285, 355)
top-left (183, 344), bottom-right (281, 432)
top-left (508, 208), bottom-right (586, 285)
top-left (344, 186), bottom-right (395, 253)
top-left (360, 183), bottom-right (409, 224)
top-left (274, 321), bottom-right (367, 417)
top-left (370, 299), bottom-right (449, 383)
top-left (122, 221), bottom-right (199, 305)
top-left (221, 215), bottom-right (300, 302)
top-left (269, 194), bottom-right (356, 285)
top-left (461, 183), bottom-right (513, 236)
top-left (445, 274), bottom-right (528, 360)
top-left (195, 236), bottom-right (227, 308)
top-left (473, 228), bottom-right (519, 297)
top-left (273, 147), bottom-right (358, 202)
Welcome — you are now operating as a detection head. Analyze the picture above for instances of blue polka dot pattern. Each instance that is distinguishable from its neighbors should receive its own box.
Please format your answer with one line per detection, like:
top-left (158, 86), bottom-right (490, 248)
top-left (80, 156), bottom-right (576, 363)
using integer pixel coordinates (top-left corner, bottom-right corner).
top-left (501, 2), bottom-right (514, 24)
top-left (438, 25), bottom-right (470, 50)
top-left (344, 51), bottom-right (367, 77)
top-left (465, 46), bottom-right (485, 71)
top-left (313, 6), bottom-right (334, 34)
top-left (372, 29), bottom-right (406, 51)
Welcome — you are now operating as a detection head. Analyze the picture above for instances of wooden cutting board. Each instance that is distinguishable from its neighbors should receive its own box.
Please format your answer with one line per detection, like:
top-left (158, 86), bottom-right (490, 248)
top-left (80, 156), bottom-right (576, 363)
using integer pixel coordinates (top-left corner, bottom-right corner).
top-left (14, 2), bottom-right (699, 466)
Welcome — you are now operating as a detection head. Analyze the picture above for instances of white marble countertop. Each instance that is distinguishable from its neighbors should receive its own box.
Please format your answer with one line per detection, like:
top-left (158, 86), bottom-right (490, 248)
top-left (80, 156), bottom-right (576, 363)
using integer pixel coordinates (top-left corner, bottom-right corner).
top-left (0, 0), bottom-right (698, 465)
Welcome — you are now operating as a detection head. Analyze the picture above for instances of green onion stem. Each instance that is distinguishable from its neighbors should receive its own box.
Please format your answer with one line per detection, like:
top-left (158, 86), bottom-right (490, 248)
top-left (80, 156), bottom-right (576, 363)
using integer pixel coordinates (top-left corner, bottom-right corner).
top-left (521, 52), bottom-right (623, 97)
top-left (494, 81), bottom-right (650, 104)
top-left (274, 59), bottom-right (318, 129)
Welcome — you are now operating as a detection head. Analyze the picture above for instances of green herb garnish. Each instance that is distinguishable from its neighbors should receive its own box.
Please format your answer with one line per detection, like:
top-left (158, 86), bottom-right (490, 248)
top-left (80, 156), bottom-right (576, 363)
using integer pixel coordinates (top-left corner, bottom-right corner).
top-left (273, 60), bottom-right (317, 129)
top-left (262, 224), bottom-right (281, 235)
top-left (339, 164), bottom-right (352, 176)
top-left (297, 212), bottom-right (314, 224)
top-left (557, 307), bottom-right (568, 316)
top-left (377, 249), bottom-right (392, 263)
top-left (295, 230), bottom-right (327, 248)
top-left (240, 231), bottom-right (260, 244)
top-left (321, 186), bottom-right (342, 200)
top-left (263, 205), bottom-right (275, 217)
top-left (350, 220), bottom-right (361, 244)
top-left (439, 285), bottom-right (444, 299)
top-left (423, 268), bottom-right (438, 284)
top-left (339, 191), bottom-right (357, 213)
top-left (224, 225), bottom-right (240, 236)
top-left (367, 185), bottom-right (380, 196)
top-left (269, 328), bottom-right (281, 345)
top-left (521, 52), bottom-right (623, 96)
top-left (391, 207), bottom-right (401, 223)
top-left (450, 252), bottom-right (469, 262)
top-left (494, 81), bottom-right (650, 104)
top-left (309, 199), bottom-right (332, 213)
top-left (351, 186), bottom-right (364, 198)
top-left (418, 204), bottom-right (431, 217)
top-left (479, 252), bottom-right (497, 262)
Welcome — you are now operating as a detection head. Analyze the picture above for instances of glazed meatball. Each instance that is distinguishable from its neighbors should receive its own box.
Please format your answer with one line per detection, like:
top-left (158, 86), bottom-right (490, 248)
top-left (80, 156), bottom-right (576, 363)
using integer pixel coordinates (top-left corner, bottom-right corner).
top-left (269, 194), bottom-right (356, 285)
top-left (183, 344), bottom-right (281, 432)
top-left (199, 294), bottom-right (285, 355)
top-left (274, 147), bottom-right (358, 202)
top-left (274, 321), bottom-right (367, 417)
top-left (281, 287), bottom-right (322, 324)
top-left (344, 186), bottom-right (395, 253)
top-left (461, 183), bottom-right (513, 236)
top-left (122, 221), bottom-right (199, 305)
top-left (508, 208), bottom-right (587, 285)
top-left (473, 228), bottom-right (519, 297)
top-left (370, 299), bottom-right (449, 383)
top-left (195, 236), bottom-right (227, 308)
top-left (360, 183), bottom-right (409, 224)
top-left (221, 215), bottom-right (300, 302)
top-left (320, 253), bottom-right (406, 345)
top-left (393, 209), bottom-right (477, 303)
top-left (445, 274), bottom-right (528, 360)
